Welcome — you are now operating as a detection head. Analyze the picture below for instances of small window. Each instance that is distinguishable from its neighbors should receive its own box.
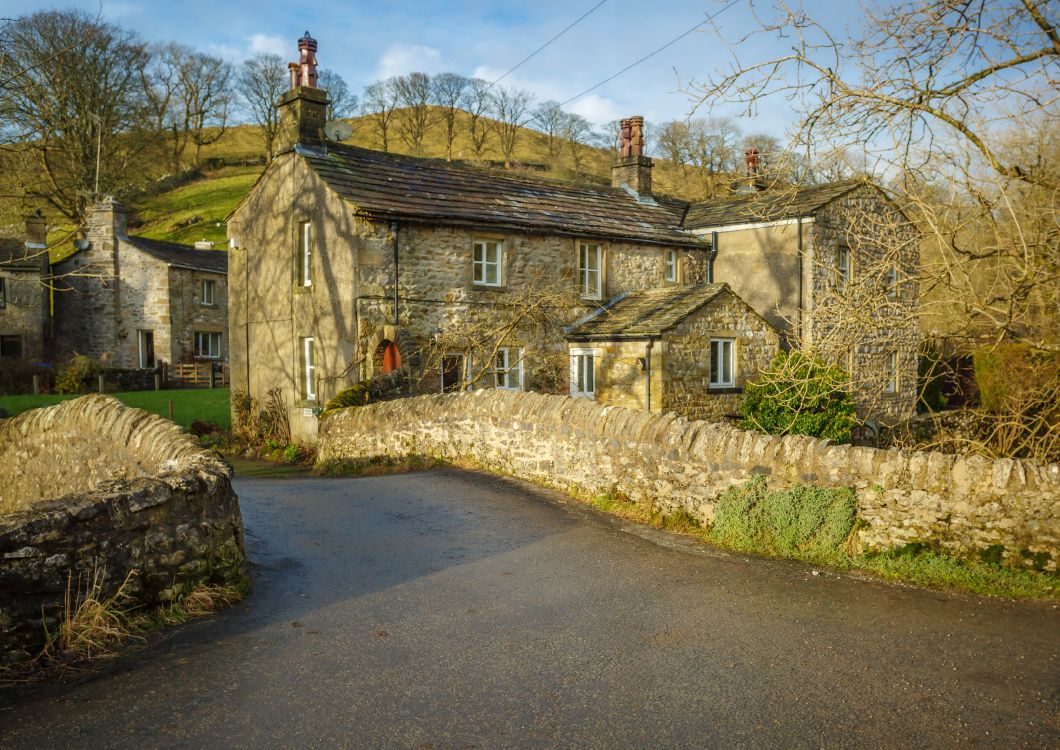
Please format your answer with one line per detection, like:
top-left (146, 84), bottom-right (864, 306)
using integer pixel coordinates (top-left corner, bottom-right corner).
top-left (570, 348), bottom-right (595, 398)
top-left (0, 278), bottom-right (6, 308)
top-left (885, 351), bottom-right (898, 393)
top-left (884, 266), bottom-right (898, 299)
top-left (837, 245), bottom-right (851, 290)
top-left (441, 353), bottom-right (466, 393)
top-left (201, 279), bottom-right (216, 306)
top-left (195, 331), bottom-right (222, 359)
top-left (709, 338), bottom-right (735, 388)
top-left (579, 242), bottom-right (602, 299)
top-left (665, 249), bottom-right (678, 282)
top-left (495, 347), bottom-right (523, 390)
top-left (302, 336), bottom-right (316, 400)
top-left (138, 330), bottom-right (155, 368)
top-left (299, 221), bottom-right (312, 287)
top-left (473, 239), bottom-right (503, 287)
top-left (0, 334), bottom-right (23, 359)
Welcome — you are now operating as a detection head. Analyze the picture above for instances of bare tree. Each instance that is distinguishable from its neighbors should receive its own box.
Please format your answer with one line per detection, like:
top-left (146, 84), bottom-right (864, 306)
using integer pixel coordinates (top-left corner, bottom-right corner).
top-left (182, 52), bottom-right (233, 165)
top-left (316, 68), bottom-right (358, 120)
top-left (362, 77), bottom-right (400, 153)
top-left (431, 72), bottom-right (468, 161)
top-left (492, 85), bottom-right (535, 168)
top-left (237, 53), bottom-right (287, 162)
top-left (691, 0), bottom-right (1060, 350)
top-left (532, 101), bottom-right (567, 165)
top-left (393, 72), bottom-right (433, 155)
top-left (561, 113), bottom-right (594, 173)
top-left (463, 78), bottom-right (494, 160)
top-left (0, 10), bottom-right (152, 224)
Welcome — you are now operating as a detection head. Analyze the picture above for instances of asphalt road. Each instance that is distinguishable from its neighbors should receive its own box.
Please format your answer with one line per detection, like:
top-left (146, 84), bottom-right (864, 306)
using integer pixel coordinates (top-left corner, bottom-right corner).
top-left (1, 469), bottom-right (1057, 749)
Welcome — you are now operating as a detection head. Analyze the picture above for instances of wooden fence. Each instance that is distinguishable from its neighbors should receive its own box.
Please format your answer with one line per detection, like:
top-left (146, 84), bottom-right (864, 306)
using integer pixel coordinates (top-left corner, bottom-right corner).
top-left (167, 362), bottom-right (229, 389)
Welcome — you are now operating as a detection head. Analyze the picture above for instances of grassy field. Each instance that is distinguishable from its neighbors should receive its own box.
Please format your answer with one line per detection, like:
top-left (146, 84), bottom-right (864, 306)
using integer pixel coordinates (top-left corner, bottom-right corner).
top-left (134, 166), bottom-right (263, 245)
top-left (0, 388), bottom-right (230, 431)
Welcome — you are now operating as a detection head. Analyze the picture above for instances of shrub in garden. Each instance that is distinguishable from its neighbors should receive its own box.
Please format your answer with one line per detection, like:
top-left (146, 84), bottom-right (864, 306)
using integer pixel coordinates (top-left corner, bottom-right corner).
top-left (55, 353), bottom-right (102, 394)
top-left (740, 351), bottom-right (858, 443)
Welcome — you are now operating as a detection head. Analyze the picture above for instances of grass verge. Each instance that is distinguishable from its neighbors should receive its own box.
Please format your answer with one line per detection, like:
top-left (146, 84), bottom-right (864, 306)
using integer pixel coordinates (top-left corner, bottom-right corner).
top-left (0, 388), bottom-right (231, 431)
top-left (319, 454), bottom-right (1059, 602)
top-left (1, 569), bottom-right (246, 683)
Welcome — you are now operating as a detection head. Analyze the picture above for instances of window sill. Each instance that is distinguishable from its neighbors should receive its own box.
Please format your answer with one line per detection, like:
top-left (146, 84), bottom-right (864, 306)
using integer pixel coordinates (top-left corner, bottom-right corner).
top-left (708, 386), bottom-right (742, 394)
top-left (472, 284), bottom-right (507, 292)
top-left (294, 398), bottom-right (319, 408)
top-left (294, 285), bottom-right (313, 294)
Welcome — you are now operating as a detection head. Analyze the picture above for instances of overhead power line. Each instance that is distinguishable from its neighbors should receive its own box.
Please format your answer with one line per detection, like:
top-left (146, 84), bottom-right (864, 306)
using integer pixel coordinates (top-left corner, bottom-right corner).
top-left (558, 0), bottom-right (741, 109)
top-left (487, 0), bottom-right (610, 89)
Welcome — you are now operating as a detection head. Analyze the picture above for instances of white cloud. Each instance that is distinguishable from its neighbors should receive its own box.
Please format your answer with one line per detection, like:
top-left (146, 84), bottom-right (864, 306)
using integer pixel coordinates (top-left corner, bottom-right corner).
top-left (250, 33), bottom-right (288, 57)
top-left (567, 94), bottom-right (621, 126)
top-left (377, 44), bottom-right (445, 79)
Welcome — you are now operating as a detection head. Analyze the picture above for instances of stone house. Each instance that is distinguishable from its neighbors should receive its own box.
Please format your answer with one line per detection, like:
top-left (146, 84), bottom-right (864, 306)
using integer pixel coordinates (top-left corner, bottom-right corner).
top-left (51, 200), bottom-right (228, 371)
top-left (565, 283), bottom-right (780, 419)
top-left (228, 33), bottom-right (919, 441)
top-left (0, 212), bottom-right (49, 363)
top-left (683, 178), bottom-right (921, 423)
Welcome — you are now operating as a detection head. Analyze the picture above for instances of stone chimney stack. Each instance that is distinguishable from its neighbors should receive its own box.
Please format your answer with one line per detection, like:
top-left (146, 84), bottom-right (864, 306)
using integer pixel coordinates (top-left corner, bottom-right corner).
top-left (734, 147), bottom-right (766, 193)
top-left (275, 31), bottom-right (329, 155)
top-left (24, 210), bottom-right (46, 247)
top-left (611, 115), bottom-right (653, 197)
top-left (86, 197), bottom-right (129, 243)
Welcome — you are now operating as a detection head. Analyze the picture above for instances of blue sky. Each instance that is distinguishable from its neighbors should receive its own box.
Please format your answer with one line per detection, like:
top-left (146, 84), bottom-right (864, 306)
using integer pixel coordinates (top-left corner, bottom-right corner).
top-left (9, 1), bottom-right (869, 134)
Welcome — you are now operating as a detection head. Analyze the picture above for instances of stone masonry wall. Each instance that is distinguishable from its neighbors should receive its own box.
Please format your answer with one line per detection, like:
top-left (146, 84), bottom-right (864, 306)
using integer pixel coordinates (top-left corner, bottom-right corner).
top-left (0, 396), bottom-right (245, 663)
top-left (319, 390), bottom-right (1058, 570)
top-left (662, 290), bottom-right (780, 421)
top-left (168, 267), bottom-right (228, 364)
top-left (0, 266), bottom-right (49, 361)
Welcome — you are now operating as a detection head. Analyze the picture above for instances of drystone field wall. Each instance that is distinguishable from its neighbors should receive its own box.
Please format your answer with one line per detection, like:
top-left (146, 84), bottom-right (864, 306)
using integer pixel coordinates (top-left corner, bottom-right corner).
top-left (0, 396), bottom-right (244, 663)
top-left (319, 390), bottom-right (1059, 569)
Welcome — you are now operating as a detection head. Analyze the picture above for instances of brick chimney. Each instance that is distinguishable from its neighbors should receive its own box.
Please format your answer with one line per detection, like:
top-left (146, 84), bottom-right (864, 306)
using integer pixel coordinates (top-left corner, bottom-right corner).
top-left (734, 147), bottom-right (766, 193)
top-left (275, 31), bottom-right (330, 155)
top-left (611, 116), bottom-right (653, 198)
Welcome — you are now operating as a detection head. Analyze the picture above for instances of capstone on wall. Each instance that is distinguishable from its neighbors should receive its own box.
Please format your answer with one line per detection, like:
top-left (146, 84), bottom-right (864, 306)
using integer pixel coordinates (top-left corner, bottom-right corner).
top-left (0, 396), bottom-right (245, 664)
top-left (319, 390), bottom-right (1059, 571)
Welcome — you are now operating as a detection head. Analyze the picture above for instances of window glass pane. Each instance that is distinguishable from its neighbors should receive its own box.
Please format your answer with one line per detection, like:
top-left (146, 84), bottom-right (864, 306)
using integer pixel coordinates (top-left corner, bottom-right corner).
top-left (710, 342), bottom-right (720, 383)
top-left (723, 341), bottom-right (732, 384)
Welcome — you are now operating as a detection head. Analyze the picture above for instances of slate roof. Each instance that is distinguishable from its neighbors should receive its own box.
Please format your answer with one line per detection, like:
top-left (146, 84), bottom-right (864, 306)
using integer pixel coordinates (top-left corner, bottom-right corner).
top-left (683, 180), bottom-right (864, 230)
top-left (566, 283), bottom-right (733, 340)
top-left (298, 143), bottom-right (701, 247)
top-left (126, 237), bottom-right (227, 273)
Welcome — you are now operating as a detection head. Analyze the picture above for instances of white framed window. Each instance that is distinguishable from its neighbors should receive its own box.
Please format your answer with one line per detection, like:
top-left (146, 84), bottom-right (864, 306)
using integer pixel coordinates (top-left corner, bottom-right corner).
top-left (302, 336), bottom-right (316, 400)
top-left (837, 245), bottom-right (851, 291)
top-left (709, 338), bottom-right (735, 388)
top-left (665, 249), bottom-right (678, 282)
top-left (201, 279), bottom-right (216, 306)
top-left (194, 331), bottom-right (222, 359)
top-left (441, 353), bottom-right (467, 393)
top-left (138, 330), bottom-right (155, 368)
top-left (885, 351), bottom-right (898, 393)
top-left (884, 266), bottom-right (898, 298)
top-left (494, 347), bottom-right (523, 390)
top-left (299, 221), bottom-right (312, 287)
top-left (579, 242), bottom-right (602, 299)
top-left (570, 348), bottom-right (596, 398)
top-left (473, 239), bottom-right (503, 287)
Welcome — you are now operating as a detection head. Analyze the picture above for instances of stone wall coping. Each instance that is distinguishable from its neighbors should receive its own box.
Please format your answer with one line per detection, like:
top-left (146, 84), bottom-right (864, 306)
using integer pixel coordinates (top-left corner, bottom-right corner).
top-left (1, 395), bottom-right (232, 515)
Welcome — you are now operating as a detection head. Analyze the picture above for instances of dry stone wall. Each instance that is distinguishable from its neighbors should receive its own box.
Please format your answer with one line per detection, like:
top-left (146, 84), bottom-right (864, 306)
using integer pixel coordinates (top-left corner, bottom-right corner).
top-left (319, 390), bottom-right (1058, 569)
top-left (0, 396), bottom-right (245, 663)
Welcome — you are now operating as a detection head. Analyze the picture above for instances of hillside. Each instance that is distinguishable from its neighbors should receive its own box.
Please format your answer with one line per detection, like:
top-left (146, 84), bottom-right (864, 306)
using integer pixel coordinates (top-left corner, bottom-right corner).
top-left (2, 107), bottom-right (728, 255)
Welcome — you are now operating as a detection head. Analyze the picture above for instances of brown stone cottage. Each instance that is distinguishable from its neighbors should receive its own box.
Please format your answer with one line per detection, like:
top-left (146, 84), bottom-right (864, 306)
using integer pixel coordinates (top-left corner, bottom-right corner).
top-left (51, 200), bottom-right (228, 371)
top-left (228, 33), bottom-right (919, 441)
top-left (0, 212), bottom-right (49, 363)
